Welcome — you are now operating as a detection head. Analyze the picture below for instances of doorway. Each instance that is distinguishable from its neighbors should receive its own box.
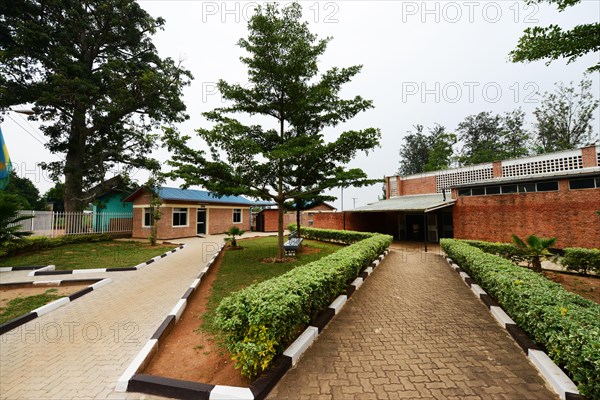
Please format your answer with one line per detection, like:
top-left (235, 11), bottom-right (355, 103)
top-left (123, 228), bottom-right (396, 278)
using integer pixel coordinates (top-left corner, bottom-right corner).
top-left (197, 209), bottom-right (206, 235)
top-left (405, 214), bottom-right (425, 241)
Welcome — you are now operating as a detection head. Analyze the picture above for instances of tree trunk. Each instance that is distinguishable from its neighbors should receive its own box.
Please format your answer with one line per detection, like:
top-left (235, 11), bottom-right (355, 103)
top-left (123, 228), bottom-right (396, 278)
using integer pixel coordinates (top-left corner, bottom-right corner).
top-left (64, 110), bottom-right (87, 213)
top-left (63, 111), bottom-right (88, 234)
top-left (531, 256), bottom-right (542, 273)
top-left (277, 199), bottom-right (285, 259)
top-left (296, 207), bottom-right (301, 238)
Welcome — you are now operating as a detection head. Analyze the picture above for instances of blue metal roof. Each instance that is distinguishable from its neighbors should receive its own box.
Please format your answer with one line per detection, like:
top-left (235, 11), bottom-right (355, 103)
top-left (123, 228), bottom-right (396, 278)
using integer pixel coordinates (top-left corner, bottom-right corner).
top-left (157, 187), bottom-right (255, 205)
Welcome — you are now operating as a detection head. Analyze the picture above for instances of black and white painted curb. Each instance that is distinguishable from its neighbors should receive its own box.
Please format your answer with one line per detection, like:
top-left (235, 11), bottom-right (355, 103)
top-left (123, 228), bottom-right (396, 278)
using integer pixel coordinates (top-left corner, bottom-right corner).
top-left (115, 242), bottom-right (226, 393)
top-left (28, 244), bottom-right (187, 276)
top-left (118, 248), bottom-right (390, 400)
top-left (0, 278), bottom-right (112, 335)
top-left (0, 265), bottom-right (54, 273)
top-left (443, 256), bottom-right (585, 400)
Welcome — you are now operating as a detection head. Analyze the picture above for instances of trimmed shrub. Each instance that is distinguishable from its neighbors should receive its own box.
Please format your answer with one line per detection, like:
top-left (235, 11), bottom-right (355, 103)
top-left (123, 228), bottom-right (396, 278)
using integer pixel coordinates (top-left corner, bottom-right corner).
top-left (215, 231), bottom-right (392, 379)
top-left (0, 234), bottom-right (114, 257)
top-left (288, 225), bottom-right (374, 244)
top-left (463, 239), bottom-right (529, 264)
top-left (441, 239), bottom-right (600, 398)
top-left (562, 248), bottom-right (600, 275)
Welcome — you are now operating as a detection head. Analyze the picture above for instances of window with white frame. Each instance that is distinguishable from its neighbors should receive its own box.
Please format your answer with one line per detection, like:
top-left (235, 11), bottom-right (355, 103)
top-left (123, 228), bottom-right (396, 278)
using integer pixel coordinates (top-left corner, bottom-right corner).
top-left (233, 208), bottom-right (242, 223)
top-left (143, 208), bottom-right (153, 227)
top-left (173, 207), bottom-right (188, 226)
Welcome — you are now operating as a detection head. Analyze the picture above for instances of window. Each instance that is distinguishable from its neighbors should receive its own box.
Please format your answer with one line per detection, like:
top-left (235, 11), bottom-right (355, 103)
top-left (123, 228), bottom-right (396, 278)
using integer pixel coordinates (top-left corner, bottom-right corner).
top-left (173, 208), bottom-right (188, 226)
top-left (143, 208), bottom-right (153, 227)
top-left (501, 185), bottom-right (518, 194)
top-left (569, 178), bottom-right (596, 190)
top-left (485, 186), bottom-right (501, 195)
top-left (536, 181), bottom-right (558, 192)
top-left (233, 209), bottom-right (242, 223)
top-left (518, 183), bottom-right (536, 193)
top-left (471, 187), bottom-right (485, 196)
top-left (458, 189), bottom-right (471, 197)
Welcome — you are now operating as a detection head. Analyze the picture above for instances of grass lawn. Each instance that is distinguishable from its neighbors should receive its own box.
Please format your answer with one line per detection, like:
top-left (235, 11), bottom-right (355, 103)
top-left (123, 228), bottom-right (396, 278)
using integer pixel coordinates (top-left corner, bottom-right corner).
top-left (0, 289), bottom-right (62, 324)
top-left (0, 241), bottom-right (175, 270)
top-left (202, 236), bottom-right (343, 332)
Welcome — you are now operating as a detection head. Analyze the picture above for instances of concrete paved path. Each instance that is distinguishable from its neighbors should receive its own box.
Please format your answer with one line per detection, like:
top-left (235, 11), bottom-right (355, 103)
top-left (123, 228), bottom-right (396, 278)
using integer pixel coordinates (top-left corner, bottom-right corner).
top-left (267, 244), bottom-right (558, 400)
top-left (1, 234), bottom-right (272, 400)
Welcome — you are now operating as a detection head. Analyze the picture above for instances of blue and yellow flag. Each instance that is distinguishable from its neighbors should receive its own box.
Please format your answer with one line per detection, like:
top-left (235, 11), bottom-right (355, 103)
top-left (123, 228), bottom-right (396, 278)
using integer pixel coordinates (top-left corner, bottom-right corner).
top-left (0, 127), bottom-right (12, 190)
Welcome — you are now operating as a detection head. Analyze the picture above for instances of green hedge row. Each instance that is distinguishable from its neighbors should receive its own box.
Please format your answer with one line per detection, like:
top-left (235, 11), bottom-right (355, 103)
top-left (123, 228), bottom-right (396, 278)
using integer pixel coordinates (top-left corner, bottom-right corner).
top-left (441, 239), bottom-right (600, 398)
top-left (1, 234), bottom-right (114, 257)
top-left (462, 239), bottom-right (529, 264)
top-left (562, 248), bottom-right (600, 275)
top-left (215, 231), bottom-right (392, 379)
top-left (288, 224), bottom-right (374, 244)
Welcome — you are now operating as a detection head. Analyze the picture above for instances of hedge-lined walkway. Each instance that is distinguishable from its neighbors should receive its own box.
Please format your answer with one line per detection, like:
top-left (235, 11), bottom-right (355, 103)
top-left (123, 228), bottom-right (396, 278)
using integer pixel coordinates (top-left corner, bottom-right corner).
top-left (268, 243), bottom-right (557, 400)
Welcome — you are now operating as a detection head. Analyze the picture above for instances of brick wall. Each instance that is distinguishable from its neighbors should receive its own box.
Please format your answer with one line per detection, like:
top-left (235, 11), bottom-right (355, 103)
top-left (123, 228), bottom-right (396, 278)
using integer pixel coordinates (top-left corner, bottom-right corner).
top-left (207, 207), bottom-right (250, 235)
top-left (453, 181), bottom-right (600, 248)
top-left (399, 175), bottom-right (437, 195)
top-left (132, 206), bottom-right (197, 240)
top-left (582, 145), bottom-right (598, 167)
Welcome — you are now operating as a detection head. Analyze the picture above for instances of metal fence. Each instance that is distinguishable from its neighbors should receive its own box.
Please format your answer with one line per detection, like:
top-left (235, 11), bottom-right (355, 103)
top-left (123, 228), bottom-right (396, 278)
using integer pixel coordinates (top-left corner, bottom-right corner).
top-left (14, 211), bottom-right (133, 237)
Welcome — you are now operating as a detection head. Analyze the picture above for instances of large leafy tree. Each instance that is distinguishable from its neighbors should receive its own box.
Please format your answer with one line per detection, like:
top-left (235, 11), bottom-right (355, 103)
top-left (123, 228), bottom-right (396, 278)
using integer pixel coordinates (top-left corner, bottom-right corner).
top-left (457, 110), bottom-right (530, 165)
top-left (398, 124), bottom-right (456, 175)
top-left (4, 171), bottom-right (45, 210)
top-left (509, 0), bottom-right (600, 72)
top-left (165, 3), bottom-right (380, 258)
top-left (398, 125), bottom-right (430, 175)
top-left (0, 0), bottom-right (192, 212)
top-left (533, 76), bottom-right (599, 153)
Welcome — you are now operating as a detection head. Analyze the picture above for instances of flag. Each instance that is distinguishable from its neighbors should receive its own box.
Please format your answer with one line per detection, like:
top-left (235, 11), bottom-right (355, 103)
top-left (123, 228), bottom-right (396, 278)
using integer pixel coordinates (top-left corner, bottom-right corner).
top-left (0, 127), bottom-right (12, 190)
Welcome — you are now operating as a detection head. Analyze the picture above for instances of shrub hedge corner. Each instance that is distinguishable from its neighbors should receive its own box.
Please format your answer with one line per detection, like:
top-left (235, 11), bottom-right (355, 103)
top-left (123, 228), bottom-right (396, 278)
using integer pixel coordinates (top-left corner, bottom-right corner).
top-left (215, 228), bottom-right (392, 379)
top-left (440, 239), bottom-right (600, 398)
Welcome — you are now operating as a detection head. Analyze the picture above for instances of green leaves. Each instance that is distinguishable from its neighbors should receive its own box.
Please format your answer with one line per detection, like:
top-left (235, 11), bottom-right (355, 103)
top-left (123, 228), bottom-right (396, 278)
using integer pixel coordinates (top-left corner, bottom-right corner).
top-left (510, 1), bottom-right (599, 72)
top-left (441, 239), bottom-right (600, 398)
top-left (1, 0), bottom-right (192, 211)
top-left (562, 248), bottom-right (600, 275)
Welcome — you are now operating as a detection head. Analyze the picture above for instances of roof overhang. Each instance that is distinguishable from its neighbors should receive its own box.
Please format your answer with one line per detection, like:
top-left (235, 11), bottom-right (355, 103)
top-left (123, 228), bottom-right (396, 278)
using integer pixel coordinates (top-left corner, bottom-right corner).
top-left (350, 194), bottom-right (456, 213)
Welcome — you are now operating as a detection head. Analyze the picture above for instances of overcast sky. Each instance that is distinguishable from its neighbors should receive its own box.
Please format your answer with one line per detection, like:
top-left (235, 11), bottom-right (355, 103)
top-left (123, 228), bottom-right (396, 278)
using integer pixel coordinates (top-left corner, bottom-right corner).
top-left (3, 0), bottom-right (600, 210)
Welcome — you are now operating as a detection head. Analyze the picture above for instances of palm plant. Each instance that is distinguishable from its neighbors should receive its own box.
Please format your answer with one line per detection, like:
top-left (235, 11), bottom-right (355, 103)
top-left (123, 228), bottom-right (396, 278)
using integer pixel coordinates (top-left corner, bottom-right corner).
top-left (225, 226), bottom-right (245, 247)
top-left (0, 194), bottom-right (33, 252)
top-left (511, 234), bottom-right (557, 273)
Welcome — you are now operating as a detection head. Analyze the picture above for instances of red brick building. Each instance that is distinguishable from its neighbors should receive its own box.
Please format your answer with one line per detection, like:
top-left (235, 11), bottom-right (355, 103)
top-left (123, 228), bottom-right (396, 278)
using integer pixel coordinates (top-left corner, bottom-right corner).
top-left (314, 145), bottom-right (600, 249)
top-left (124, 187), bottom-right (254, 240)
top-left (255, 203), bottom-right (336, 232)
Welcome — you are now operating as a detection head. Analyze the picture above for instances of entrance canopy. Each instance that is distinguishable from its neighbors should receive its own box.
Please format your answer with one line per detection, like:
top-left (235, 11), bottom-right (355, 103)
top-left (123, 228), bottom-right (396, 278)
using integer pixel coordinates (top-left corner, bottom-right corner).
top-left (352, 194), bottom-right (455, 213)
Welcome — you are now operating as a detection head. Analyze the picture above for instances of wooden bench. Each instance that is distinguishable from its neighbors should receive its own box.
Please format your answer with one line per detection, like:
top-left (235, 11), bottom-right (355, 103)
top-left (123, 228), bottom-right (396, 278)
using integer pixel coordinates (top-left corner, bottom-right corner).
top-left (284, 231), bottom-right (304, 256)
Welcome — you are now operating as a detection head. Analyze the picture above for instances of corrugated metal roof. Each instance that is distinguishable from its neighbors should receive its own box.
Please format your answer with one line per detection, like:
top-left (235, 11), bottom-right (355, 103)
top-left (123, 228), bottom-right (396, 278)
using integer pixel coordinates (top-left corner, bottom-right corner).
top-left (352, 194), bottom-right (455, 212)
top-left (157, 187), bottom-right (255, 205)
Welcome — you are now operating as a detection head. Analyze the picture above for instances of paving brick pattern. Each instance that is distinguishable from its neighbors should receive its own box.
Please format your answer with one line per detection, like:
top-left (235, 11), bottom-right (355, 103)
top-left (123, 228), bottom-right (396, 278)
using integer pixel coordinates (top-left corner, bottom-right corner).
top-left (268, 245), bottom-right (557, 400)
top-left (0, 234), bottom-right (244, 400)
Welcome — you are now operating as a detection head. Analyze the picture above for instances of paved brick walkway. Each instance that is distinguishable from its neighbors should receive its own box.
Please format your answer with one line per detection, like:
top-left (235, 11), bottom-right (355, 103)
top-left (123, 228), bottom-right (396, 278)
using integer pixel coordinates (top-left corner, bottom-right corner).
top-left (0, 234), bottom-right (269, 400)
top-left (267, 245), bottom-right (557, 400)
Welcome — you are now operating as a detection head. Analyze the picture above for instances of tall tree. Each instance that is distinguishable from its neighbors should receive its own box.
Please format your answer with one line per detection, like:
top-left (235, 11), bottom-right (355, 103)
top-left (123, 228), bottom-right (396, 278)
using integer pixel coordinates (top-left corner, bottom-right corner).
top-left (165, 3), bottom-right (380, 259)
top-left (0, 0), bottom-right (192, 212)
top-left (423, 124), bottom-right (457, 172)
top-left (398, 125), bottom-right (429, 175)
top-left (399, 124), bottom-right (456, 174)
top-left (533, 76), bottom-right (599, 153)
top-left (500, 109), bottom-right (530, 159)
top-left (457, 112), bottom-right (504, 165)
top-left (509, 0), bottom-right (600, 72)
